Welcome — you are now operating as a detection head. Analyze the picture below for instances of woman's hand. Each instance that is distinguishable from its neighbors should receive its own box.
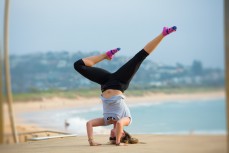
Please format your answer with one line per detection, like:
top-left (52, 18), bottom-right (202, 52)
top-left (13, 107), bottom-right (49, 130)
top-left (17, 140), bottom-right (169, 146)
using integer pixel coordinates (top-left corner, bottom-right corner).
top-left (88, 138), bottom-right (101, 146)
top-left (89, 140), bottom-right (102, 146)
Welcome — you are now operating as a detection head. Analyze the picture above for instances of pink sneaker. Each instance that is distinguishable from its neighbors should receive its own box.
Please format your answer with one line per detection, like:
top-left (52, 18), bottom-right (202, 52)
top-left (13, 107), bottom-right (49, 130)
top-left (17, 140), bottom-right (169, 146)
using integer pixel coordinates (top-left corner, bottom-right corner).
top-left (106, 48), bottom-right (121, 59)
top-left (162, 26), bottom-right (177, 36)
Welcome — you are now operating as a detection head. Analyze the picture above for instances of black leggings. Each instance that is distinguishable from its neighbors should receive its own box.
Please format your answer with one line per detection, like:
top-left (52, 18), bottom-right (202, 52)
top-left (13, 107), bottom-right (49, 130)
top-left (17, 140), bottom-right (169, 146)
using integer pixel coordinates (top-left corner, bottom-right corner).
top-left (74, 49), bottom-right (149, 92)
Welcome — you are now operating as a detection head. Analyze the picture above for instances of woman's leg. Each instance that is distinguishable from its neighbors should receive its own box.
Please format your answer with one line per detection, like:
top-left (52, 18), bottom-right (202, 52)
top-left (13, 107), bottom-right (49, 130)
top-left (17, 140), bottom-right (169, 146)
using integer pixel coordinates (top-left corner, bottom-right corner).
top-left (143, 33), bottom-right (164, 54)
top-left (74, 49), bottom-right (120, 85)
top-left (74, 59), bottom-right (111, 85)
top-left (82, 48), bottom-right (120, 66)
top-left (82, 53), bottom-right (108, 67)
top-left (74, 53), bottom-right (110, 85)
top-left (113, 26), bottom-right (176, 85)
top-left (144, 26), bottom-right (177, 54)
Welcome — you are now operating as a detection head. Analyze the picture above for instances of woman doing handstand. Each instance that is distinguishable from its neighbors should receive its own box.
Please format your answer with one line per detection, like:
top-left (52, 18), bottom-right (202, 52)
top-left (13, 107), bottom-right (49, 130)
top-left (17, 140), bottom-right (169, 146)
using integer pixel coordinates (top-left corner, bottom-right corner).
top-left (74, 26), bottom-right (177, 146)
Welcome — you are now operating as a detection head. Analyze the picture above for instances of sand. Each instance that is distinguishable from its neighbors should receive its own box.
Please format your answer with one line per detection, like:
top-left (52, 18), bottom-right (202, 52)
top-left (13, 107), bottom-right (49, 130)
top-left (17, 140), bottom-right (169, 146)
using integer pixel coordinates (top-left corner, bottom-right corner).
top-left (1, 90), bottom-right (227, 152)
top-left (0, 135), bottom-right (227, 153)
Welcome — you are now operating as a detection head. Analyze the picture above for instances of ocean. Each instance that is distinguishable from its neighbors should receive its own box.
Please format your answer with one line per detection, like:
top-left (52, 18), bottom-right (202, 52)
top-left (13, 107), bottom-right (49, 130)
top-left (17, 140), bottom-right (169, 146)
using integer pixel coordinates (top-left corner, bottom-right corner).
top-left (20, 97), bottom-right (227, 135)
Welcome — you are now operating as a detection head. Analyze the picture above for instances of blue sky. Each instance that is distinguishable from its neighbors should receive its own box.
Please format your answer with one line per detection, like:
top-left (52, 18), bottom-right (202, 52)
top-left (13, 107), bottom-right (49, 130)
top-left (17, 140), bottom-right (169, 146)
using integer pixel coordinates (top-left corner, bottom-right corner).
top-left (0, 0), bottom-right (225, 69)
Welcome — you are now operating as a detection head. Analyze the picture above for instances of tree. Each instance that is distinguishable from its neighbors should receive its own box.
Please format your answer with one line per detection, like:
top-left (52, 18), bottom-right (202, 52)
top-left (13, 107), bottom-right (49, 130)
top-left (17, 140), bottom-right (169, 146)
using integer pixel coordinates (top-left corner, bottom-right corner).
top-left (191, 60), bottom-right (203, 75)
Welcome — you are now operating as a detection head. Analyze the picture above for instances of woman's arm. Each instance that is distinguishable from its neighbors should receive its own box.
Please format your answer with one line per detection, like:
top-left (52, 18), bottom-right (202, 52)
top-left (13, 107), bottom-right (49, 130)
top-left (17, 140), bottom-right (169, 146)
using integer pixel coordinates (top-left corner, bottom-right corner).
top-left (115, 117), bottom-right (131, 146)
top-left (86, 118), bottom-right (105, 146)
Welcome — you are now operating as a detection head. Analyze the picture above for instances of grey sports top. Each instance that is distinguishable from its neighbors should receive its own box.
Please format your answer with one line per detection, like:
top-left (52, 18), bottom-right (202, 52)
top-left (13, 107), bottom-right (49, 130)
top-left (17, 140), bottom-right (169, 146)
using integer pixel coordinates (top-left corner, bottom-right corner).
top-left (101, 95), bottom-right (132, 125)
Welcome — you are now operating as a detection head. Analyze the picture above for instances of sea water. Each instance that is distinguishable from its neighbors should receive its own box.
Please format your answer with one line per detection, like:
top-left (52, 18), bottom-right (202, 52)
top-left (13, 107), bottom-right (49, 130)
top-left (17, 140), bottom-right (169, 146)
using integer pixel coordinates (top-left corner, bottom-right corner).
top-left (20, 98), bottom-right (227, 135)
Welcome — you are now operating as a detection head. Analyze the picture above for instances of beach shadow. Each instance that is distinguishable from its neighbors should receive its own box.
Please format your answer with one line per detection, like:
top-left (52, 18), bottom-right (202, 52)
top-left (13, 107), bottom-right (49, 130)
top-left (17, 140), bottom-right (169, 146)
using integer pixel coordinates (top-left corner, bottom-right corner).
top-left (102, 142), bottom-right (147, 146)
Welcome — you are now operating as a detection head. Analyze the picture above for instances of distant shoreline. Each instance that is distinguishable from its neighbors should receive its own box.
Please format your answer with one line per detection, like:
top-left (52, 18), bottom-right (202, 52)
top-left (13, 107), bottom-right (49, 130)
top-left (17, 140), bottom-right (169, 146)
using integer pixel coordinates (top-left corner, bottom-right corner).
top-left (11, 86), bottom-right (225, 102)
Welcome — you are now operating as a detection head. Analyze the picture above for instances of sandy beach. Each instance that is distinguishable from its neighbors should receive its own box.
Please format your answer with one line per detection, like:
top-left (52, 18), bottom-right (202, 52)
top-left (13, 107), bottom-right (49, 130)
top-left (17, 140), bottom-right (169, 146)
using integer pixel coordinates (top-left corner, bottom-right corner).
top-left (0, 134), bottom-right (227, 153)
top-left (10, 90), bottom-right (226, 114)
top-left (1, 90), bottom-right (227, 152)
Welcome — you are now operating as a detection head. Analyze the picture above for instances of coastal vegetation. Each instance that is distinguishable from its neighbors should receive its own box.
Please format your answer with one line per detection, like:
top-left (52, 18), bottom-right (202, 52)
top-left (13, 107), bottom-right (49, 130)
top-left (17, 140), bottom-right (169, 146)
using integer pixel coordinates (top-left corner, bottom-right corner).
top-left (3, 51), bottom-right (224, 102)
top-left (8, 86), bottom-right (224, 102)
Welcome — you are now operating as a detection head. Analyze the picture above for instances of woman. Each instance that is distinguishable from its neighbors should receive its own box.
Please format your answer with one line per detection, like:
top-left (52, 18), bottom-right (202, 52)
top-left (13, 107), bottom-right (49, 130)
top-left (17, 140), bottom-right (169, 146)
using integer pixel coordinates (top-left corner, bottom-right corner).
top-left (74, 26), bottom-right (177, 146)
